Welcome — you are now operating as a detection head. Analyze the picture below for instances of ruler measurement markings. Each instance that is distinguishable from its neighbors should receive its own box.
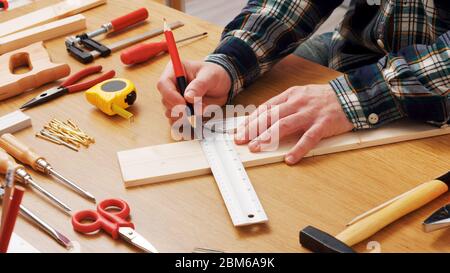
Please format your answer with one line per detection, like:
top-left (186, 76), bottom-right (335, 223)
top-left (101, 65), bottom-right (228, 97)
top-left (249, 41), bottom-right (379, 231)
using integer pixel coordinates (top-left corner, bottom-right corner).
top-left (200, 132), bottom-right (268, 226)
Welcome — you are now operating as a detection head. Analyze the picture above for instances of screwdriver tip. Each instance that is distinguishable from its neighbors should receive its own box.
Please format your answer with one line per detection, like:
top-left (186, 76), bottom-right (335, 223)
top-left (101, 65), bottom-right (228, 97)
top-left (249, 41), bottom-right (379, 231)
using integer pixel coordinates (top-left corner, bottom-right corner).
top-left (87, 194), bottom-right (96, 204)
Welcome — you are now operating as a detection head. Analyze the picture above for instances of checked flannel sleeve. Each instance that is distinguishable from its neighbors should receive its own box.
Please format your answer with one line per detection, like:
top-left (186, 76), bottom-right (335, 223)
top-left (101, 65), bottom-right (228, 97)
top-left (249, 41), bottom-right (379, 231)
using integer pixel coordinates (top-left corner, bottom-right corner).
top-left (204, 0), bottom-right (344, 102)
top-left (330, 31), bottom-right (450, 130)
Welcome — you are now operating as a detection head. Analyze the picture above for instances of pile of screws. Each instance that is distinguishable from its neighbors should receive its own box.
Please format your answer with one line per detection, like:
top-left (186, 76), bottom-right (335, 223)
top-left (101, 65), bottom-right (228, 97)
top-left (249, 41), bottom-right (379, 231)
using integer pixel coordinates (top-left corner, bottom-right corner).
top-left (35, 119), bottom-right (95, 151)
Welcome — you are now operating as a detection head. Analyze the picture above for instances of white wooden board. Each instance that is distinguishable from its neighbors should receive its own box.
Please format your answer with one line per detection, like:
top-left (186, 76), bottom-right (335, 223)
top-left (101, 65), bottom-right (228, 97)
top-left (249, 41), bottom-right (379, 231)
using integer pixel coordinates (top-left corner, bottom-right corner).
top-left (117, 119), bottom-right (450, 188)
top-left (0, 14), bottom-right (86, 55)
top-left (8, 233), bottom-right (40, 253)
top-left (0, 0), bottom-right (105, 38)
top-left (0, 111), bottom-right (32, 135)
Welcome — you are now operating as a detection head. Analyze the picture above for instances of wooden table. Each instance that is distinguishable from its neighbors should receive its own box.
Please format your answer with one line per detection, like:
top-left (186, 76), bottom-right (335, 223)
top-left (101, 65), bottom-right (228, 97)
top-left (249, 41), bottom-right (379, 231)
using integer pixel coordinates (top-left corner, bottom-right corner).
top-left (1, 0), bottom-right (449, 253)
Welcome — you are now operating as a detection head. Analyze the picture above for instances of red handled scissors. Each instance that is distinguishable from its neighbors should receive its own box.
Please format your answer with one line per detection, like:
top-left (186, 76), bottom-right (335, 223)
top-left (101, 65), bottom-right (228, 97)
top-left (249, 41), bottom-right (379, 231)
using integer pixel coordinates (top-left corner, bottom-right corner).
top-left (20, 65), bottom-right (115, 110)
top-left (71, 198), bottom-right (158, 253)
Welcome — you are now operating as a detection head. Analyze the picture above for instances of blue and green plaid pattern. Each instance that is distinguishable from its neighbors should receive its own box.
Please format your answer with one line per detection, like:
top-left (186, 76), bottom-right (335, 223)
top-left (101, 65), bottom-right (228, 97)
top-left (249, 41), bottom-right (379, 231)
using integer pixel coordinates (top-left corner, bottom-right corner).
top-left (205, 0), bottom-right (450, 129)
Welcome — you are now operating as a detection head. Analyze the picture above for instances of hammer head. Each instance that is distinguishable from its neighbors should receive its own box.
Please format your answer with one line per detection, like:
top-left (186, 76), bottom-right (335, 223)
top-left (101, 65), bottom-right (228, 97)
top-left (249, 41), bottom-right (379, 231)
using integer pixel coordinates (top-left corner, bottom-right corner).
top-left (300, 226), bottom-right (355, 253)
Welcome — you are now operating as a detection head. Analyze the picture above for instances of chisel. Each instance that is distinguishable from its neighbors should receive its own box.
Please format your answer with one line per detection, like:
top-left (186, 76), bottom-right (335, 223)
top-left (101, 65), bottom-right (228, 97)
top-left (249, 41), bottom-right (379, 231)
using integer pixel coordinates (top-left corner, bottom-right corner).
top-left (0, 134), bottom-right (96, 203)
top-left (0, 148), bottom-right (71, 212)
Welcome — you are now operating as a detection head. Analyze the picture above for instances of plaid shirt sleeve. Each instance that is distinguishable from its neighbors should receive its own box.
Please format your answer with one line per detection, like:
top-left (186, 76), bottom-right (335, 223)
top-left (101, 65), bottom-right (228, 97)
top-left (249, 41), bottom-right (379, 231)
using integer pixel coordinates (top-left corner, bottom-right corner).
top-left (204, 0), bottom-right (343, 102)
top-left (330, 30), bottom-right (450, 130)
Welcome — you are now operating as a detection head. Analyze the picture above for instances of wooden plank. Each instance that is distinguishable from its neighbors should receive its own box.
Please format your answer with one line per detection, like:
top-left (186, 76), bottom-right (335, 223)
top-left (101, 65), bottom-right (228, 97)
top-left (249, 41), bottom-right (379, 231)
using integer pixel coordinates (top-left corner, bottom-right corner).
top-left (118, 119), bottom-right (450, 187)
top-left (0, 0), bottom-right (106, 38)
top-left (0, 14), bottom-right (86, 55)
top-left (0, 111), bottom-right (32, 135)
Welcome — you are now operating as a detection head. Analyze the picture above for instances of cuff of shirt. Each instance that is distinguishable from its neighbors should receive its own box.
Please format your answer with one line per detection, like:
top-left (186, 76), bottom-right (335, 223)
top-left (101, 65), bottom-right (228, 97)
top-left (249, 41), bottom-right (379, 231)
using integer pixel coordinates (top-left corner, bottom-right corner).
top-left (204, 53), bottom-right (242, 104)
top-left (204, 36), bottom-right (260, 104)
top-left (330, 64), bottom-right (404, 130)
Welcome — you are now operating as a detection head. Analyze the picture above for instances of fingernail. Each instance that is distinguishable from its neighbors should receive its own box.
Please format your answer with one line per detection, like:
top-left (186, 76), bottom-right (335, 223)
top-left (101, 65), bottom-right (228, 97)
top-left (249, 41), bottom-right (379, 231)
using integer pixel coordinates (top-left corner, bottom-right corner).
top-left (249, 140), bottom-right (260, 151)
top-left (185, 90), bottom-right (195, 99)
top-left (285, 155), bottom-right (296, 164)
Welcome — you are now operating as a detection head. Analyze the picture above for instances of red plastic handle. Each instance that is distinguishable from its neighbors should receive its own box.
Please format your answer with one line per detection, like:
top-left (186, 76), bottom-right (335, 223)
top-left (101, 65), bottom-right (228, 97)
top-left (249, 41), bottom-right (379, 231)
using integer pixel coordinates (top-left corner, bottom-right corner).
top-left (0, 0), bottom-right (9, 10)
top-left (111, 8), bottom-right (149, 32)
top-left (67, 70), bottom-right (116, 93)
top-left (120, 41), bottom-right (168, 65)
top-left (72, 199), bottom-right (134, 240)
top-left (72, 210), bottom-right (103, 234)
top-left (61, 65), bottom-right (103, 87)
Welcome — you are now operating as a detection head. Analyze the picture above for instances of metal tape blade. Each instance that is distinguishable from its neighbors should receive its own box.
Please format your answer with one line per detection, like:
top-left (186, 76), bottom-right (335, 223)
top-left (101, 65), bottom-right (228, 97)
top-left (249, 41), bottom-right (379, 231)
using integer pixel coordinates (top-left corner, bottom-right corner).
top-left (200, 133), bottom-right (268, 226)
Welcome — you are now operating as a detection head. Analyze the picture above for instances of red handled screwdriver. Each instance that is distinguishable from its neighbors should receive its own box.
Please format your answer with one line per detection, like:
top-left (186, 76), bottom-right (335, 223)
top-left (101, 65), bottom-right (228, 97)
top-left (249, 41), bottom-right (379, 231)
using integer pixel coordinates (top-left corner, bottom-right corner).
top-left (0, 0), bottom-right (9, 10)
top-left (120, 32), bottom-right (208, 65)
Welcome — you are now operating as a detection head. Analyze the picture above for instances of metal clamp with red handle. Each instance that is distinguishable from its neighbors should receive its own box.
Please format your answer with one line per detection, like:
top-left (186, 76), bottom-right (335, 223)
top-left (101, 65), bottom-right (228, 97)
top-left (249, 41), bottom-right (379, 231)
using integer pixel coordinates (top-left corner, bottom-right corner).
top-left (65, 8), bottom-right (149, 63)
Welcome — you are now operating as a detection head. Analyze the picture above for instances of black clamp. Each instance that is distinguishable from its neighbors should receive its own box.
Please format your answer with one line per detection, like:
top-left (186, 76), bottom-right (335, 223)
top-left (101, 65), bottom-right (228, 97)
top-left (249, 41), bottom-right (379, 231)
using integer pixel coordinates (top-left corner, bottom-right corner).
top-left (66, 35), bottom-right (111, 64)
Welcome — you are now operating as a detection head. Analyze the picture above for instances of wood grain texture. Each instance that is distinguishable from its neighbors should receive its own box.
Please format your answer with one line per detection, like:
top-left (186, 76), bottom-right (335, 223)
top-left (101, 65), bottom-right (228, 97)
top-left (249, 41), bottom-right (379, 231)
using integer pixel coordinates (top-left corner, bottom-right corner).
top-left (0, 0), bottom-right (105, 38)
top-left (0, 14), bottom-right (86, 55)
top-left (0, 0), bottom-right (449, 253)
top-left (0, 42), bottom-right (71, 101)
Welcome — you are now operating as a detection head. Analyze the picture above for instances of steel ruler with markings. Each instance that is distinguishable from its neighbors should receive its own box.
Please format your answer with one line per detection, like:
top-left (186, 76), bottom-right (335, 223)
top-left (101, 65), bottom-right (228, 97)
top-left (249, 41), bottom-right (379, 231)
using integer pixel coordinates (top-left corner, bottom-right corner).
top-left (200, 117), bottom-right (268, 226)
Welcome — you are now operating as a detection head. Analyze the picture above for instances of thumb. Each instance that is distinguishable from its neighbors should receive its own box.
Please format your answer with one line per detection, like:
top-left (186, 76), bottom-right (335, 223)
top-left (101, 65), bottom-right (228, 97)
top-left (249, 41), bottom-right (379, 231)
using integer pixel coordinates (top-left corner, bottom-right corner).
top-left (184, 68), bottom-right (214, 103)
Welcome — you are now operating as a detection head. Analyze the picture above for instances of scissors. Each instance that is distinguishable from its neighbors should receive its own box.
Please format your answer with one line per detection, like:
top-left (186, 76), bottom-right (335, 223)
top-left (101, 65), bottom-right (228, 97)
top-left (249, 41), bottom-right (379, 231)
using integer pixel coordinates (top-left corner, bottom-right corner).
top-left (20, 65), bottom-right (115, 110)
top-left (71, 198), bottom-right (158, 253)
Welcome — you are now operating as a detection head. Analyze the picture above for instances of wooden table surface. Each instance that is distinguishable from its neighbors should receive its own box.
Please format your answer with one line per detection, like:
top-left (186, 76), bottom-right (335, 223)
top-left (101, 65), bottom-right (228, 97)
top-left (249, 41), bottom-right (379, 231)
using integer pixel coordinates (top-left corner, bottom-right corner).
top-left (1, 0), bottom-right (449, 253)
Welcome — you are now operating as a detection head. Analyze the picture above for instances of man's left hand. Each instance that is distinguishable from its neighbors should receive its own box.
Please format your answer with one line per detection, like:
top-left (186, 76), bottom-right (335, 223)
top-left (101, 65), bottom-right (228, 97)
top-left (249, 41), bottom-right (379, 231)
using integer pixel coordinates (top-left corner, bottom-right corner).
top-left (235, 84), bottom-right (355, 165)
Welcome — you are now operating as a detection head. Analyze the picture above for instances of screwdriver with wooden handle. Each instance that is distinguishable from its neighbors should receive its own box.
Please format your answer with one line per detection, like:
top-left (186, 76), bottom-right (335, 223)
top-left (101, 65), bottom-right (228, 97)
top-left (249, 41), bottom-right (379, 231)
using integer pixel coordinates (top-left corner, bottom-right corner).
top-left (0, 134), bottom-right (96, 203)
top-left (0, 148), bottom-right (71, 212)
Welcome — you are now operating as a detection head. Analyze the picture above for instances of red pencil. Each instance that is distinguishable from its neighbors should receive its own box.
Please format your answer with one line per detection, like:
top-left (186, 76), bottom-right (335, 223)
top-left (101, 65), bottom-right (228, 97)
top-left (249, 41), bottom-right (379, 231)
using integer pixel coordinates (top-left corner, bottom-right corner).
top-left (0, 186), bottom-right (24, 253)
top-left (163, 19), bottom-right (194, 115)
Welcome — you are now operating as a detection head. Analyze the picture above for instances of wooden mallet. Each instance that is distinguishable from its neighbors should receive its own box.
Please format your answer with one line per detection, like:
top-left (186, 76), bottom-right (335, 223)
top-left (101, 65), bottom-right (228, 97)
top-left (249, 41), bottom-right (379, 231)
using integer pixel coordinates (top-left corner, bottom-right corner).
top-left (300, 171), bottom-right (450, 253)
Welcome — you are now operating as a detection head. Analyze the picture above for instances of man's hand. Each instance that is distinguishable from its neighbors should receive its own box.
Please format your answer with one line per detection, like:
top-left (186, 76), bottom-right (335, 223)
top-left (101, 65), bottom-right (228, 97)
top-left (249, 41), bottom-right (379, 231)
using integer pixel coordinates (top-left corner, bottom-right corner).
top-left (157, 60), bottom-right (231, 124)
top-left (235, 84), bottom-right (354, 165)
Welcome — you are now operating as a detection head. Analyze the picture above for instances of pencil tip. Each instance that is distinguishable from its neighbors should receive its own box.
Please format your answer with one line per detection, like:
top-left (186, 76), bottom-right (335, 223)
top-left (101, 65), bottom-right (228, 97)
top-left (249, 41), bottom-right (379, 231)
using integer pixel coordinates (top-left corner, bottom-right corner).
top-left (163, 18), bottom-right (169, 31)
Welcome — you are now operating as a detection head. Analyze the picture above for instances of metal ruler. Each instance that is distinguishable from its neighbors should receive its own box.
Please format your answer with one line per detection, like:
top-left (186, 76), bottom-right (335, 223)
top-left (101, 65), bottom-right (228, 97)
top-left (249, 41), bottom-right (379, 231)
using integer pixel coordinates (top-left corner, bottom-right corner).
top-left (200, 124), bottom-right (268, 226)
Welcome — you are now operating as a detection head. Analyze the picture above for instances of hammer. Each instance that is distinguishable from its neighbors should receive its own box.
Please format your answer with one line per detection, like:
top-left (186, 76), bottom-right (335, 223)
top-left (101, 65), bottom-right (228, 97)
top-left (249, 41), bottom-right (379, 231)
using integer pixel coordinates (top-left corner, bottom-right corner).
top-left (300, 171), bottom-right (450, 253)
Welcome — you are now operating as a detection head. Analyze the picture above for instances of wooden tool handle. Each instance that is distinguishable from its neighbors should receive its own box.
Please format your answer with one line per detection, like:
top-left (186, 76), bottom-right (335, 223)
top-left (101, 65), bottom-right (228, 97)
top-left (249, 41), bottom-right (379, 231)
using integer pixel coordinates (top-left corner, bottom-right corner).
top-left (0, 134), bottom-right (43, 170)
top-left (336, 180), bottom-right (449, 247)
top-left (0, 63), bottom-right (70, 101)
top-left (0, 148), bottom-right (21, 175)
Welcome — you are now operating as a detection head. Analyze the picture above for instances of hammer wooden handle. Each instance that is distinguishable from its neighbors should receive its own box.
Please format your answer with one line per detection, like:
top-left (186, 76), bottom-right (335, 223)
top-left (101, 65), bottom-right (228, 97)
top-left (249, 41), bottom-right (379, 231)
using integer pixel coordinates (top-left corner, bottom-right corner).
top-left (336, 180), bottom-right (449, 247)
top-left (0, 134), bottom-right (43, 170)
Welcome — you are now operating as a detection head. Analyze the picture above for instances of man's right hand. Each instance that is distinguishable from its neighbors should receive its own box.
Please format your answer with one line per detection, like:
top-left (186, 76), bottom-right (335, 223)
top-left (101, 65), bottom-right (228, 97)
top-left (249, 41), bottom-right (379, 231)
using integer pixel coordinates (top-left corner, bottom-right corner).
top-left (157, 60), bottom-right (232, 124)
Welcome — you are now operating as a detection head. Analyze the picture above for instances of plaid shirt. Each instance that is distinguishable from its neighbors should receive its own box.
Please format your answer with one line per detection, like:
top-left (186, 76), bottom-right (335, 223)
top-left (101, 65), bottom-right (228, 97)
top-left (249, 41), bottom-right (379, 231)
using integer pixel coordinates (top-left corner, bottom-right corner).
top-left (205, 0), bottom-right (450, 129)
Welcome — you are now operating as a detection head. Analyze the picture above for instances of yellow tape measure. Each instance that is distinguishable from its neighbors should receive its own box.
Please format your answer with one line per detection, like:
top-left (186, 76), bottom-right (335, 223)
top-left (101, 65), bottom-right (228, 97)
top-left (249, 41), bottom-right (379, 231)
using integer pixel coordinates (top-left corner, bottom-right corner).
top-left (85, 78), bottom-right (137, 120)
